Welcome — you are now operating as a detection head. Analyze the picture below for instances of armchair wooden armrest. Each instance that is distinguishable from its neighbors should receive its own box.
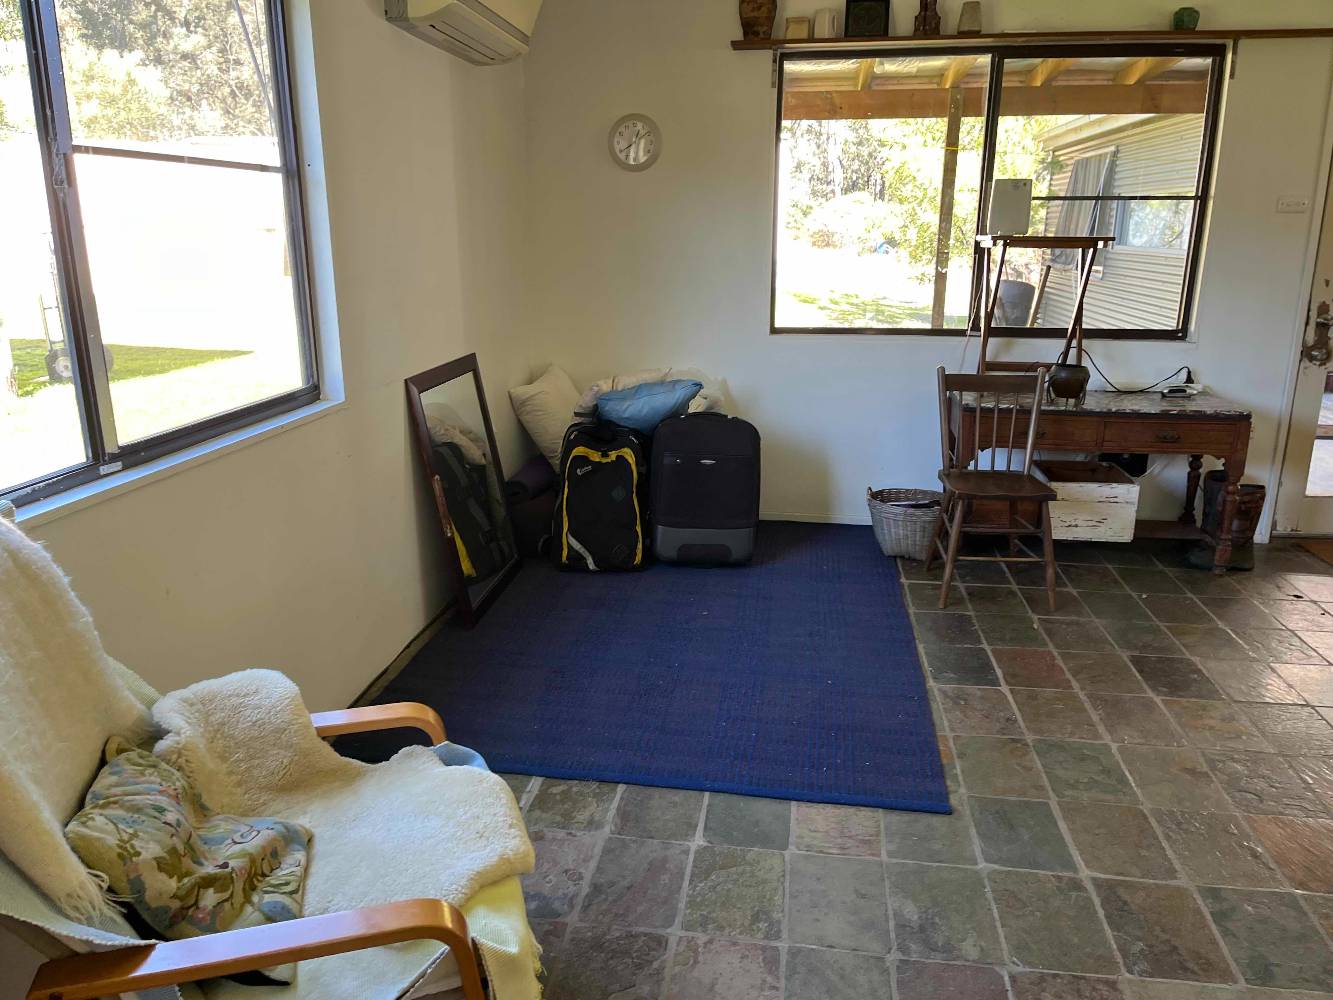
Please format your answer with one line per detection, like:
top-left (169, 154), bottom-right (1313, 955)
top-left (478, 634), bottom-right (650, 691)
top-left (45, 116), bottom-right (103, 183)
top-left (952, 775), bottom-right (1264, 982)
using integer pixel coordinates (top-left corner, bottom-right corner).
top-left (26, 899), bottom-right (484, 1000)
top-left (311, 702), bottom-right (446, 744)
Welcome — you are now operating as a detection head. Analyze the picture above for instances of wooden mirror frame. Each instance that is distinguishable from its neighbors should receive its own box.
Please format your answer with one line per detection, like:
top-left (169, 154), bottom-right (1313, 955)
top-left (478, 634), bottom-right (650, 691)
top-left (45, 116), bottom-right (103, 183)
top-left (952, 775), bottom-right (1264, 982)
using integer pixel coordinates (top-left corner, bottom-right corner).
top-left (406, 353), bottom-right (519, 626)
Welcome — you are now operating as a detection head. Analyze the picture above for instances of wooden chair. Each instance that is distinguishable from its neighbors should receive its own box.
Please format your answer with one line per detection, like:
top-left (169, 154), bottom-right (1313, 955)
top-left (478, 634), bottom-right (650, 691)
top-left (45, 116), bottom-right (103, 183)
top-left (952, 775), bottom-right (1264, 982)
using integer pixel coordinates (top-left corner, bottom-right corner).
top-left (926, 366), bottom-right (1058, 611)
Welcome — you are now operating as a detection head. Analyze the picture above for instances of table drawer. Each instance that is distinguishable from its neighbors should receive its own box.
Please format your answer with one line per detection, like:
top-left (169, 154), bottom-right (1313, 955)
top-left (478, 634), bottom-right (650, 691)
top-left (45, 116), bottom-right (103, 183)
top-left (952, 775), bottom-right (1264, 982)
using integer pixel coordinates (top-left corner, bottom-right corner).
top-left (1101, 420), bottom-right (1238, 453)
top-left (973, 415), bottom-right (1102, 450)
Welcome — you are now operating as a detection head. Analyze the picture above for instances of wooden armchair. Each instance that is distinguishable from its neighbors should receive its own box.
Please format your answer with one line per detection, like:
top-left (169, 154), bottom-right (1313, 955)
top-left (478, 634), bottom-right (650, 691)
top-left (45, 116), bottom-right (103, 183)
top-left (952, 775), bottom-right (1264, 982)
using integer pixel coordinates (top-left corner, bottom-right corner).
top-left (25, 703), bottom-right (488, 1000)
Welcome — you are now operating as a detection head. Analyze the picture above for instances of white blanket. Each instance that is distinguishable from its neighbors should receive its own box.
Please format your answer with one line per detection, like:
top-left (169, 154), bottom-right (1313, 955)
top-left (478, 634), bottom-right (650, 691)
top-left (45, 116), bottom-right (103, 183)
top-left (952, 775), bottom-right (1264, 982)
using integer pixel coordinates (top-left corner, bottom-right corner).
top-left (152, 669), bottom-right (540, 1000)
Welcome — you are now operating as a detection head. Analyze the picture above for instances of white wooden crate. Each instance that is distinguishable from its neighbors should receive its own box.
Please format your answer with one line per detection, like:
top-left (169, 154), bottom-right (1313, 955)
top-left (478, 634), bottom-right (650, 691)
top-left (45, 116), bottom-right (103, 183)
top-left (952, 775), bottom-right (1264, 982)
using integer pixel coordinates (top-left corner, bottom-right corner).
top-left (1037, 461), bottom-right (1139, 543)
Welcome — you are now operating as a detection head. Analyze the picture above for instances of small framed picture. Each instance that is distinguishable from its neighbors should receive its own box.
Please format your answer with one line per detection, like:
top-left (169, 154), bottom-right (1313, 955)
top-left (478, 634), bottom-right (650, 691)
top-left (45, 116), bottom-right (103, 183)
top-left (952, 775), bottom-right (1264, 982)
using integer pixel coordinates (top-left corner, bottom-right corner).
top-left (784, 16), bottom-right (813, 39)
top-left (845, 0), bottom-right (890, 37)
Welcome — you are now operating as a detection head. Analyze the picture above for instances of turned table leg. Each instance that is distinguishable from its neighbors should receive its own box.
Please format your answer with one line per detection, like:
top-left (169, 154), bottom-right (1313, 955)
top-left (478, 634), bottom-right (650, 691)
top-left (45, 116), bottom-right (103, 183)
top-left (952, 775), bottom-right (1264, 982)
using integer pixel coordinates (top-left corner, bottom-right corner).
top-left (1213, 462), bottom-right (1241, 575)
top-left (1180, 454), bottom-right (1203, 526)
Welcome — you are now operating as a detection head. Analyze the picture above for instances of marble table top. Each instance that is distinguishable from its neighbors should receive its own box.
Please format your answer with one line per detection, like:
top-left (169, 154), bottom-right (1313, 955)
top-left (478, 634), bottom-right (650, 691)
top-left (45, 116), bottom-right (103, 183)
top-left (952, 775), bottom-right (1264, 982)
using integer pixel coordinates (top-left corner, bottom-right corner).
top-left (962, 389), bottom-right (1251, 419)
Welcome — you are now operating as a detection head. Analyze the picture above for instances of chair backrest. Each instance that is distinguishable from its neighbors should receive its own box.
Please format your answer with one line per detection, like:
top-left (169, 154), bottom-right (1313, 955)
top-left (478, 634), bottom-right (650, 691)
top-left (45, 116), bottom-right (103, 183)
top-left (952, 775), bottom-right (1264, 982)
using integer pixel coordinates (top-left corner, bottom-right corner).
top-left (937, 366), bottom-right (1049, 476)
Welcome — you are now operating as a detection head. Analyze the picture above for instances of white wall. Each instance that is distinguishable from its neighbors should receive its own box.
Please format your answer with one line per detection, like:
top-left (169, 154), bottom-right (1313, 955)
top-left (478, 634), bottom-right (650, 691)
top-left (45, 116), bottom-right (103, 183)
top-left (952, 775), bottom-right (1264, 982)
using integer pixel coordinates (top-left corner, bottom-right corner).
top-left (521, 0), bottom-right (1333, 527)
top-left (24, 0), bottom-right (531, 711)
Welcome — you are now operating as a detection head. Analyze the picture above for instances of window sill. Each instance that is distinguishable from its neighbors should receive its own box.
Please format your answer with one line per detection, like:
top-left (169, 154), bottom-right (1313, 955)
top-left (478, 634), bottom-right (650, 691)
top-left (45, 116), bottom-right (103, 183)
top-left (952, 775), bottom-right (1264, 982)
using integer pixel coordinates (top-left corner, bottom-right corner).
top-left (16, 395), bottom-right (346, 530)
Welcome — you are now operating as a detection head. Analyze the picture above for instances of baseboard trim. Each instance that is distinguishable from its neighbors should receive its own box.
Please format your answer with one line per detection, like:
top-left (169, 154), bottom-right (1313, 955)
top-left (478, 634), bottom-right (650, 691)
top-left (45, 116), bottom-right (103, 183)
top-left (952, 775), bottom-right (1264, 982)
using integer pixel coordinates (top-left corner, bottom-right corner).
top-left (351, 602), bottom-right (454, 707)
top-left (761, 512), bottom-right (871, 526)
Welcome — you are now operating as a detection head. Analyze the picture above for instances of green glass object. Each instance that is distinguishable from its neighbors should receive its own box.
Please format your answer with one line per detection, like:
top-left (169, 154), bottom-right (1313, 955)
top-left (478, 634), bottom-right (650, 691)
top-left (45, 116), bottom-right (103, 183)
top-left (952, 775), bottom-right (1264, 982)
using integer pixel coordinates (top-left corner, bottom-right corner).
top-left (1172, 6), bottom-right (1200, 30)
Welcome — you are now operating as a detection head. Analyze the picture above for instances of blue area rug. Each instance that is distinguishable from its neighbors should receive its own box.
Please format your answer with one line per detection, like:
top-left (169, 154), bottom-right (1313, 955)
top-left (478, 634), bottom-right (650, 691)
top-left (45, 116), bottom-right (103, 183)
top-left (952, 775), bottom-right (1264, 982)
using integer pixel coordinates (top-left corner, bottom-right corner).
top-left (340, 521), bottom-right (949, 813)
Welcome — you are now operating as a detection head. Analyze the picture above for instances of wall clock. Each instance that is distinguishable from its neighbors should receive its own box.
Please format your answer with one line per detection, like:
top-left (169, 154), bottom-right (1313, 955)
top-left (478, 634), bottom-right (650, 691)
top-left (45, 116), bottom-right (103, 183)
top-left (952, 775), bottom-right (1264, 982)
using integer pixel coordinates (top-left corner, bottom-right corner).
top-left (609, 114), bottom-right (661, 172)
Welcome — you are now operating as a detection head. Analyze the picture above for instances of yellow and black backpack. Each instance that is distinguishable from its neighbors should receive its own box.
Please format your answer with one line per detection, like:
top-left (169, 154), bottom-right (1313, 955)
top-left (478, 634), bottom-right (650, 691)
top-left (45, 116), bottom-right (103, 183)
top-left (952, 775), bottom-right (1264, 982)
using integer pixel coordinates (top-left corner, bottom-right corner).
top-left (552, 420), bottom-right (650, 571)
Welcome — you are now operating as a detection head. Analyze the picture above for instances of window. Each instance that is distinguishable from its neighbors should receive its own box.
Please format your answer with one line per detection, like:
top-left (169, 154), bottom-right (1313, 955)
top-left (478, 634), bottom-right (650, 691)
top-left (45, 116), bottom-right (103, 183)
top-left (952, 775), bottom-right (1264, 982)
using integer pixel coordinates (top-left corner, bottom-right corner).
top-left (1, 0), bottom-right (315, 504)
top-left (773, 46), bottom-right (1223, 337)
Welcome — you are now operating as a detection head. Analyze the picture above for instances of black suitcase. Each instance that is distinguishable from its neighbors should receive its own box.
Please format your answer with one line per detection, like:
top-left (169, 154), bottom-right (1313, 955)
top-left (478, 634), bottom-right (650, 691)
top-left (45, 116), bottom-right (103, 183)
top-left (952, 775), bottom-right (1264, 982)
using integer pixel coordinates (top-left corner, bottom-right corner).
top-left (552, 421), bottom-right (650, 571)
top-left (651, 412), bottom-right (760, 565)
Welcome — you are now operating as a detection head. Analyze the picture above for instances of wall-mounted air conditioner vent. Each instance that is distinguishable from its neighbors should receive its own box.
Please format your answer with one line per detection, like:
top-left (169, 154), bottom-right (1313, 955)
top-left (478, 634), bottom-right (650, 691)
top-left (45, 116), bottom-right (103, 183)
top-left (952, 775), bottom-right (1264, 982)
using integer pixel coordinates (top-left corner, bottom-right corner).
top-left (385, 0), bottom-right (542, 65)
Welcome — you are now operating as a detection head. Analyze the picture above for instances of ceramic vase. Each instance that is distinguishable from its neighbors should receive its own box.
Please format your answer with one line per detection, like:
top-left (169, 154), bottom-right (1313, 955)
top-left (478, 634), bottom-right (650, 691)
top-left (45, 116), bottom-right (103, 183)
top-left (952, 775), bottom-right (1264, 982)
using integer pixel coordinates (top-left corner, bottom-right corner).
top-left (957, 1), bottom-right (982, 34)
top-left (913, 0), bottom-right (941, 37)
top-left (1047, 364), bottom-right (1091, 404)
top-left (739, 0), bottom-right (777, 40)
top-left (1172, 6), bottom-right (1200, 30)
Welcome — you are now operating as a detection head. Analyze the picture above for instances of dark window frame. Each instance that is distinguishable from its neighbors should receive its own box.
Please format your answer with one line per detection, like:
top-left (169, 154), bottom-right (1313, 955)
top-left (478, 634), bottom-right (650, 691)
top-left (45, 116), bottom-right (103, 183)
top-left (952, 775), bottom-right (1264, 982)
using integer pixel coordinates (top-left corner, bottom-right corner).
top-left (770, 41), bottom-right (1227, 340)
top-left (5, 0), bottom-right (320, 507)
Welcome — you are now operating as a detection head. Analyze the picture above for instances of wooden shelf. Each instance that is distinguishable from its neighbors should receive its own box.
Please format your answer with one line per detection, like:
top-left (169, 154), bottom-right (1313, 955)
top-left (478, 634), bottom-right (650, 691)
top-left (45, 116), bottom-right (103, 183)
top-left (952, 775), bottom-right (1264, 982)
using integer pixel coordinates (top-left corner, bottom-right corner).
top-left (731, 27), bottom-right (1333, 51)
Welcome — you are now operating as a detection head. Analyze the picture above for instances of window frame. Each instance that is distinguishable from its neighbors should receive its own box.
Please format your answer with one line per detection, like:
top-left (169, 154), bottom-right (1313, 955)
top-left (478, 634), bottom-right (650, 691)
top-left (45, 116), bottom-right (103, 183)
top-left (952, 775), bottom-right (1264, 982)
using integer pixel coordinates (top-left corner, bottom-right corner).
top-left (4, 0), bottom-right (319, 507)
top-left (770, 41), bottom-right (1227, 340)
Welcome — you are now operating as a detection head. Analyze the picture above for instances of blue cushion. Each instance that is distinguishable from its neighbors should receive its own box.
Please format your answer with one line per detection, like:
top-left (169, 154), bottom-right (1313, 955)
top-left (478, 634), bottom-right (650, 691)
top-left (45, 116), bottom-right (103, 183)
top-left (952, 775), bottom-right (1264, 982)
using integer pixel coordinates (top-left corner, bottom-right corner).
top-left (597, 379), bottom-right (703, 434)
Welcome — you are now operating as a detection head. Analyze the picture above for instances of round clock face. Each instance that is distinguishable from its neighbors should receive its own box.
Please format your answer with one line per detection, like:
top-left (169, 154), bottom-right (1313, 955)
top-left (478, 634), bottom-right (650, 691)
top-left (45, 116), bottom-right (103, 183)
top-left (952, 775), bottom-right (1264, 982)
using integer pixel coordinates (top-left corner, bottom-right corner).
top-left (609, 114), bottom-right (661, 172)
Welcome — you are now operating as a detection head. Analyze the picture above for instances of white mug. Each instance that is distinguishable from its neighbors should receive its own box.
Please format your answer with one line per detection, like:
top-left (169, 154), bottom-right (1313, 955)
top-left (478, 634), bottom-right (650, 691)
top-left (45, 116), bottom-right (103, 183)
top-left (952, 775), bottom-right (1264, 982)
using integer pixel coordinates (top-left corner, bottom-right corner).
top-left (814, 7), bottom-right (841, 38)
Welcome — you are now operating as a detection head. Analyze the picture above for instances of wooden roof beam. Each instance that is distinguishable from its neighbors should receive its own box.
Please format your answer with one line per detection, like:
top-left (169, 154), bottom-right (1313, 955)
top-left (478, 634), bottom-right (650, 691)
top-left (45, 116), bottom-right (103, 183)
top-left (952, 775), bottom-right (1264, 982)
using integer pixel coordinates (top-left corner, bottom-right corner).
top-left (1114, 55), bottom-right (1185, 85)
top-left (1027, 57), bottom-right (1077, 87)
top-left (940, 55), bottom-right (982, 89)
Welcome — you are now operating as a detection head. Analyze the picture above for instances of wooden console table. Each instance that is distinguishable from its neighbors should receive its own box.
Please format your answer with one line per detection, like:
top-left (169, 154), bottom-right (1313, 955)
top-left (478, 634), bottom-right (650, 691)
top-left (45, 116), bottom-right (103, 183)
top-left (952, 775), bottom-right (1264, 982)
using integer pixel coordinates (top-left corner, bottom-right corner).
top-left (957, 389), bottom-right (1252, 573)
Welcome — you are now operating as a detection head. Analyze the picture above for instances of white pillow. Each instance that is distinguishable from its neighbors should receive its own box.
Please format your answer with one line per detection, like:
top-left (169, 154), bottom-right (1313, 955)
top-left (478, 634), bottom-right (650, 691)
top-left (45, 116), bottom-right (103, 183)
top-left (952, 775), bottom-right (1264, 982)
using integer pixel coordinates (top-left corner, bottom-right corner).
top-left (509, 364), bottom-right (581, 470)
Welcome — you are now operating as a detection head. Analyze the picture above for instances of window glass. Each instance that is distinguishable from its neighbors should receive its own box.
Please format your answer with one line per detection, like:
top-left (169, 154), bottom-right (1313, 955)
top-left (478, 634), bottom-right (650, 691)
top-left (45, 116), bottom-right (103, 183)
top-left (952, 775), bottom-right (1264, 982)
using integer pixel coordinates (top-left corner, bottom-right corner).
top-left (775, 54), bottom-right (991, 330)
top-left (0, 0), bottom-right (90, 493)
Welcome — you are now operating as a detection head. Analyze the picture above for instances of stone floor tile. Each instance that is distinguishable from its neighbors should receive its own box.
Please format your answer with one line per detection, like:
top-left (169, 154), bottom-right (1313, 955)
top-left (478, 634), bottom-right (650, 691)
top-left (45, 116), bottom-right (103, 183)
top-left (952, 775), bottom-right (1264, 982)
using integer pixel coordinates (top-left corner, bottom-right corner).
top-left (499, 772), bottom-right (532, 800)
top-left (1304, 893), bottom-right (1333, 940)
top-left (936, 686), bottom-right (1023, 736)
top-left (1087, 693), bottom-right (1185, 746)
top-left (703, 793), bottom-right (790, 850)
top-left (1117, 746), bottom-right (1232, 811)
top-left (991, 647), bottom-right (1074, 688)
top-left (907, 581), bottom-right (965, 609)
top-left (1094, 878), bottom-right (1233, 983)
top-left (1055, 541), bottom-right (1112, 564)
top-left (1034, 739), bottom-right (1138, 803)
top-left (977, 613), bottom-right (1050, 648)
top-left (1170, 568), bottom-right (1245, 598)
top-left (1118, 979), bottom-right (1236, 998)
top-left (1289, 755), bottom-right (1333, 807)
top-left (1205, 750), bottom-right (1329, 818)
top-left (1043, 618), bottom-right (1117, 652)
top-left (921, 645), bottom-right (999, 686)
top-left (1012, 562), bottom-right (1063, 589)
top-left (1022, 588), bottom-right (1093, 618)
top-left (533, 918), bottom-right (567, 960)
top-left (1062, 651), bottom-right (1151, 695)
top-left (681, 845), bottom-right (784, 940)
top-left (1167, 625), bottom-right (1256, 661)
top-left (784, 946), bottom-right (893, 1000)
top-left (900, 558), bottom-right (944, 582)
top-left (788, 853), bottom-right (888, 953)
top-left (1010, 970), bottom-right (1125, 999)
top-left (1243, 704), bottom-right (1333, 754)
top-left (1083, 591), bottom-right (1155, 622)
top-left (579, 836), bottom-right (690, 929)
top-left (894, 960), bottom-right (1008, 999)
top-left (544, 925), bottom-right (669, 1000)
top-left (612, 786), bottom-right (704, 842)
top-left (971, 795), bottom-right (1077, 872)
top-left (1285, 573), bottom-right (1333, 602)
top-left (881, 800), bottom-right (978, 865)
top-left (1198, 598), bottom-right (1283, 630)
top-left (965, 585), bottom-right (1030, 615)
top-left (913, 611), bottom-right (983, 647)
top-left (1271, 662), bottom-right (1333, 706)
top-left (1013, 688), bottom-right (1103, 740)
top-left (1139, 594), bottom-right (1217, 626)
top-left (1164, 699), bottom-right (1270, 751)
top-left (1151, 810), bottom-right (1282, 888)
top-left (1059, 801), bottom-right (1177, 879)
top-left (1198, 886), bottom-right (1333, 991)
top-left (988, 869), bottom-right (1120, 974)
top-left (1236, 628), bottom-right (1325, 665)
top-left (1227, 572), bottom-right (1298, 601)
top-left (1259, 599), bottom-right (1333, 631)
top-left (1130, 656), bottom-right (1226, 700)
top-left (1244, 814), bottom-right (1333, 893)
top-left (523, 829), bottom-right (601, 920)
top-left (792, 802), bottom-right (882, 857)
top-left (1105, 620), bottom-right (1190, 657)
top-left (526, 779), bottom-right (620, 831)
top-left (889, 861), bottom-right (1005, 963)
top-left (1201, 661), bottom-right (1306, 705)
top-left (1117, 567), bottom-right (1187, 595)
top-left (954, 735), bottom-right (1049, 798)
top-left (1065, 564), bottom-right (1132, 592)
top-left (663, 937), bottom-right (780, 1000)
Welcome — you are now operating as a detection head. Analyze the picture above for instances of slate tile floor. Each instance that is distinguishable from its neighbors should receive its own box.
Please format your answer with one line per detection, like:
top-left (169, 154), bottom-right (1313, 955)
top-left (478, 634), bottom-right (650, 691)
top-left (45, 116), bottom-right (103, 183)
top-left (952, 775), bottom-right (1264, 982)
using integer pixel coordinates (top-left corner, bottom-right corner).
top-left (500, 540), bottom-right (1333, 999)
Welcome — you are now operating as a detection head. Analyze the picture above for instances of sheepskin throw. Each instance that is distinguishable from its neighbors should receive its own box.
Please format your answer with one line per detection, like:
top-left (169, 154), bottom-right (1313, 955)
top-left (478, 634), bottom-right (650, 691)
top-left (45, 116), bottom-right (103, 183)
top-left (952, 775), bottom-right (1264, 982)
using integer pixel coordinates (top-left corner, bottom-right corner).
top-left (0, 520), bottom-right (152, 920)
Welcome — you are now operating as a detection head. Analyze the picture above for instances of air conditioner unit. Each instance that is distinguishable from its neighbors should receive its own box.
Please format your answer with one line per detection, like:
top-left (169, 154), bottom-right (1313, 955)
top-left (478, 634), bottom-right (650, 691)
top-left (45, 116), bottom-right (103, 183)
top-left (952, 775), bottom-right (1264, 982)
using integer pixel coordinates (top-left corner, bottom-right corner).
top-left (385, 0), bottom-right (542, 65)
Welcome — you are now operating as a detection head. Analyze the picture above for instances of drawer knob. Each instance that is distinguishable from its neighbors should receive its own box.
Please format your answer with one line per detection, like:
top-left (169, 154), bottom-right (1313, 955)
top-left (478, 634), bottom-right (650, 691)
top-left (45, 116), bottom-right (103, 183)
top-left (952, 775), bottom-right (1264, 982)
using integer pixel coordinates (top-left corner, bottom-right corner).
top-left (1155, 431), bottom-right (1182, 443)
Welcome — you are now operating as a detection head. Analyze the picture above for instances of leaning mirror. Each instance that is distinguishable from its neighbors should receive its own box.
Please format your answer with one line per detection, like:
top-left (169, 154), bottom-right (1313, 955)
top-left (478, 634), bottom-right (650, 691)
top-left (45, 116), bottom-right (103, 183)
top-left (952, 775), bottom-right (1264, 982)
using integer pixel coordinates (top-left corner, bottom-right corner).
top-left (406, 353), bottom-right (519, 625)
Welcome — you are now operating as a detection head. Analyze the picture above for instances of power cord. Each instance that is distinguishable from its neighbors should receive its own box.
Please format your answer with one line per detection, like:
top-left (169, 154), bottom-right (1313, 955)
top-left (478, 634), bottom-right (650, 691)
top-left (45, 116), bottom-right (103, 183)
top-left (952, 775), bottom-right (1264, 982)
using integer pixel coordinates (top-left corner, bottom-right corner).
top-left (1080, 349), bottom-right (1191, 394)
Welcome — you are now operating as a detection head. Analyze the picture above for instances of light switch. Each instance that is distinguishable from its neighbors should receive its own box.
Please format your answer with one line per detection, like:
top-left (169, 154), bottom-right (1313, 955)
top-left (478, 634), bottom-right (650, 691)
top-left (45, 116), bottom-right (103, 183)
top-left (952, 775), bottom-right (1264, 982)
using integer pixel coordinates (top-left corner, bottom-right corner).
top-left (1277, 196), bottom-right (1312, 214)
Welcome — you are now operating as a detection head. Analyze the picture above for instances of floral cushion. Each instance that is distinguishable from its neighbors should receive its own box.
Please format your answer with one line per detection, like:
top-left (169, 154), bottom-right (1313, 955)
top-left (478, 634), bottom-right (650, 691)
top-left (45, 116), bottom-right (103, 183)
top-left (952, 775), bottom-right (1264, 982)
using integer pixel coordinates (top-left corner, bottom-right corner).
top-left (65, 738), bottom-right (311, 984)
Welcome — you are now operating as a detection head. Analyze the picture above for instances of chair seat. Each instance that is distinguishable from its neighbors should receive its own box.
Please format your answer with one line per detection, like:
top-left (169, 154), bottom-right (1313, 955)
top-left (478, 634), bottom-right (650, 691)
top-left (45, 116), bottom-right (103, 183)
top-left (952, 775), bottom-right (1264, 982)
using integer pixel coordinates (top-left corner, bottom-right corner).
top-left (940, 469), bottom-right (1058, 501)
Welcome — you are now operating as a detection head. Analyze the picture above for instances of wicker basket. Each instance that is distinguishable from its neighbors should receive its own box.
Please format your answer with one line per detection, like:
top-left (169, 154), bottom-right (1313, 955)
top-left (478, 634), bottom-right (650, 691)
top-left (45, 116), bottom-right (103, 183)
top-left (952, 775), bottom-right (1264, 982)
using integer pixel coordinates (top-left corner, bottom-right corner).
top-left (868, 488), bottom-right (943, 561)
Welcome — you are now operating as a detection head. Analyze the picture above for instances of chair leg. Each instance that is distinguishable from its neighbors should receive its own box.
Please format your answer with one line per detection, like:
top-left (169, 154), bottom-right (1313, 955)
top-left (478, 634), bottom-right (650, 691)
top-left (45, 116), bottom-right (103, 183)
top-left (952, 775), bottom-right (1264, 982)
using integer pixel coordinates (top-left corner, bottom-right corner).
top-left (925, 493), bottom-right (950, 571)
top-left (1007, 500), bottom-right (1020, 555)
top-left (1040, 500), bottom-right (1057, 613)
top-left (938, 498), bottom-right (967, 609)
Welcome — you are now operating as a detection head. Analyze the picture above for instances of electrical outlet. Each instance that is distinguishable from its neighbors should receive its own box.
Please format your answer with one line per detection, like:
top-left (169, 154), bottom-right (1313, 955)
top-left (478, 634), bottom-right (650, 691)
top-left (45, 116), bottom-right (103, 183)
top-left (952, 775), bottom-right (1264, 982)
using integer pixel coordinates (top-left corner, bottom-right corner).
top-left (1277, 196), bottom-right (1311, 214)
